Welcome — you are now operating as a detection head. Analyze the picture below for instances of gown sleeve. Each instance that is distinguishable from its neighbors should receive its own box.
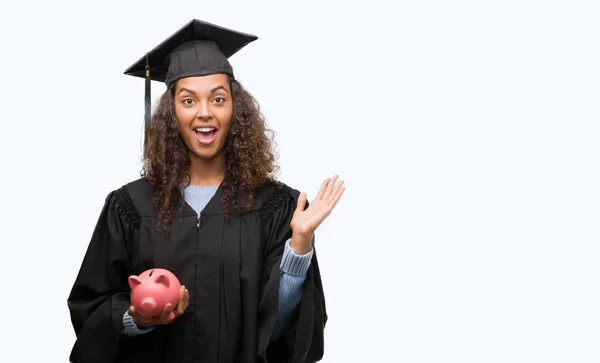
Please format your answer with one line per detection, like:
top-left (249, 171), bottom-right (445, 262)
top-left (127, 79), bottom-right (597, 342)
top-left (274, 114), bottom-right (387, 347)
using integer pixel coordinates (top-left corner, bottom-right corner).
top-left (257, 184), bottom-right (328, 363)
top-left (67, 188), bottom-right (139, 363)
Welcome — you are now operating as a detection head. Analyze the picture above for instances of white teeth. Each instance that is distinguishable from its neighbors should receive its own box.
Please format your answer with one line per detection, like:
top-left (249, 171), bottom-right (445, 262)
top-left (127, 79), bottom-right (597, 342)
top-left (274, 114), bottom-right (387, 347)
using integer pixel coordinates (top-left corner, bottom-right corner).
top-left (195, 127), bottom-right (215, 132)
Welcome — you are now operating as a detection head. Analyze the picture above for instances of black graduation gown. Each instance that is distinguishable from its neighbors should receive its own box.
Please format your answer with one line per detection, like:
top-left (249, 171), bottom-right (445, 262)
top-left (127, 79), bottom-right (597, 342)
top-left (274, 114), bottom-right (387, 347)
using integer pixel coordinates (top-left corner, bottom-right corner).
top-left (67, 178), bottom-right (327, 363)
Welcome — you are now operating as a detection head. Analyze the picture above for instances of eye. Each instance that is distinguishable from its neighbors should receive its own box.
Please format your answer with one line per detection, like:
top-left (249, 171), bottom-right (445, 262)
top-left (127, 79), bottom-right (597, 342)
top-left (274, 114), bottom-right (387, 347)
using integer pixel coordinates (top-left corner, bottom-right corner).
top-left (213, 96), bottom-right (226, 104)
top-left (182, 98), bottom-right (195, 105)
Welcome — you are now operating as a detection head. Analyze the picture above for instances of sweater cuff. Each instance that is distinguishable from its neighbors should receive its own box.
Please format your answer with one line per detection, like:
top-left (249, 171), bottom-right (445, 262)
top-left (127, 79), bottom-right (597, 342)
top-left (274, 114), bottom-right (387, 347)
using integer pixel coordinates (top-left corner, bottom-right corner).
top-left (279, 238), bottom-right (313, 276)
top-left (122, 310), bottom-right (154, 335)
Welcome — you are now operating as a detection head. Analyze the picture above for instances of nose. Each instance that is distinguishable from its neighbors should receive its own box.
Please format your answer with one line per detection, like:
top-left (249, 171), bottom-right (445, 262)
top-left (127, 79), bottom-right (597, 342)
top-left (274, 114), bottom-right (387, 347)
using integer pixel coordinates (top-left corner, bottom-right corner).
top-left (196, 101), bottom-right (212, 120)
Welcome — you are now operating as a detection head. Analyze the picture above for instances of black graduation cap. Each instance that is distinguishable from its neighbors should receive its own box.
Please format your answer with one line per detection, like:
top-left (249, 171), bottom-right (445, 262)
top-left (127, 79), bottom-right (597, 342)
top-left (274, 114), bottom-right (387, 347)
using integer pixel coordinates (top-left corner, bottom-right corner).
top-left (124, 19), bottom-right (258, 132)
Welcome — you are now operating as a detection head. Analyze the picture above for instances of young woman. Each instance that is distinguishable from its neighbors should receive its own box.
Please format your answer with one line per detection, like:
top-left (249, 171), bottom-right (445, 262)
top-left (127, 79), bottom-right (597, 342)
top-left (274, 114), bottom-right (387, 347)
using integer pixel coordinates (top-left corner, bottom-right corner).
top-left (67, 19), bottom-right (344, 363)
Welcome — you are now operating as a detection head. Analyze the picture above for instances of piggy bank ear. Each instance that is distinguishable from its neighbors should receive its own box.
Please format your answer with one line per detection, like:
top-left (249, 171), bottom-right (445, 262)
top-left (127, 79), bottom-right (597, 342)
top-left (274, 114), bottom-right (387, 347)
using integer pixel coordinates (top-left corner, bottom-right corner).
top-left (155, 272), bottom-right (170, 288)
top-left (128, 276), bottom-right (142, 289)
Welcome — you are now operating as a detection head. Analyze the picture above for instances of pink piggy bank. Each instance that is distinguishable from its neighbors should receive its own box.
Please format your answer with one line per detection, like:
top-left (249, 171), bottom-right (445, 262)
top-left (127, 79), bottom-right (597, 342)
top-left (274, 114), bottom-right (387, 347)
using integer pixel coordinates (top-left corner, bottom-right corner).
top-left (128, 268), bottom-right (181, 322)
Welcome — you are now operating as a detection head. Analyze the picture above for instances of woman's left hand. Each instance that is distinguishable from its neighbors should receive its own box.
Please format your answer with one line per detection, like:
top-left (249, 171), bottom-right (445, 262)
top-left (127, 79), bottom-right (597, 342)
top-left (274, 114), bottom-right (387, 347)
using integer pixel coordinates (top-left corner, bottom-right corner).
top-left (290, 174), bottom-right (345, 242)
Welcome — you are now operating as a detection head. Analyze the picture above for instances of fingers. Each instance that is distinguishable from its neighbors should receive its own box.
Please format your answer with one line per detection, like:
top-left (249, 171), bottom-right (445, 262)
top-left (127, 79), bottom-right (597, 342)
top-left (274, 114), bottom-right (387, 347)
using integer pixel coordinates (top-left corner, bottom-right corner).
top-left (129, 306), bottom-right (142, 321)
top-left (315, 178), bottom-right (329, 200)
top-left (174, 285), bottom-right (190, 318)
top-left (322, 175), bottom-right (339, 201)
top-left (129, 306), bottom-right (152, 327)
top-left (327, 179), bottom-right (345, 204)
top-left (296, 192), bottom-right (307, 212)
top-left (329, 184), bottom-right (346, 210)
top-left (160, 303), bottom-right (175, 323)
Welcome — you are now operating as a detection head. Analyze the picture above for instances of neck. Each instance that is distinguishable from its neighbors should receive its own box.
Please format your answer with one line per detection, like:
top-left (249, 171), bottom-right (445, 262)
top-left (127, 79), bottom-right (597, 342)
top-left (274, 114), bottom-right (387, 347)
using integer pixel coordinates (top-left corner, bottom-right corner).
top-left (187, 153), bottom-right (225, 186)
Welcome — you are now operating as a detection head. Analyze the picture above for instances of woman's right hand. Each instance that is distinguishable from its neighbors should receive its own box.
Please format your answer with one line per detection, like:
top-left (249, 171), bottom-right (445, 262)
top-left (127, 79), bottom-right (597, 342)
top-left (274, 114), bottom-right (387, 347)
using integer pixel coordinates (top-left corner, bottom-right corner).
top-left (129, 285), bottom-right (190, 328)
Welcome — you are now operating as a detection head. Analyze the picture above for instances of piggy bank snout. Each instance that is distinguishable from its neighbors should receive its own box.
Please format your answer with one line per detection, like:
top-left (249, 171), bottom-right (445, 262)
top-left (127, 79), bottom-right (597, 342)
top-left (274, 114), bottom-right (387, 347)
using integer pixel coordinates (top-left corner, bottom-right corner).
top-left (141, 297), bottom-right (156, 312)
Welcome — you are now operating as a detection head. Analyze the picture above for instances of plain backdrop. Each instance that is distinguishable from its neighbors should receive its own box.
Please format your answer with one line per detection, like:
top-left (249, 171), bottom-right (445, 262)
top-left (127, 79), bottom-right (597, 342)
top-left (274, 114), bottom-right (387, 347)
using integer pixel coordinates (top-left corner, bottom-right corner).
top-left (0, 0), bottom-right (599, 362)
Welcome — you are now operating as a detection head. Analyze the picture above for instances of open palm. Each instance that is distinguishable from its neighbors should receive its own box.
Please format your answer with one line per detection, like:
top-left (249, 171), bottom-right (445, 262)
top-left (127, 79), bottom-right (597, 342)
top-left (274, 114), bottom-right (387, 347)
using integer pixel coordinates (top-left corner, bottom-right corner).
top-left (291, 175), bottom-right (345, 236)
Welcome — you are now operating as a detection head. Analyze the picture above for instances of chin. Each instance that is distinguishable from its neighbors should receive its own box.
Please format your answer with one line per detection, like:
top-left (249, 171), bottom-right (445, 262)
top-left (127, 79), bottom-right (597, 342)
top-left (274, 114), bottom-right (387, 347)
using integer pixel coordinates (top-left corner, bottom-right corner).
top-left (189, 145), bottom-right (223, 161)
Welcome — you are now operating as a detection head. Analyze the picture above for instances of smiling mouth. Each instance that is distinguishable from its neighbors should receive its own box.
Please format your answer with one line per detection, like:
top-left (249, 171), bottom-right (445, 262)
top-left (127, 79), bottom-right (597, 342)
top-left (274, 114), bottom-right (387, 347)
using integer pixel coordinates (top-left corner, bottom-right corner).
top-left (194, 127), bottom-right (218, 145)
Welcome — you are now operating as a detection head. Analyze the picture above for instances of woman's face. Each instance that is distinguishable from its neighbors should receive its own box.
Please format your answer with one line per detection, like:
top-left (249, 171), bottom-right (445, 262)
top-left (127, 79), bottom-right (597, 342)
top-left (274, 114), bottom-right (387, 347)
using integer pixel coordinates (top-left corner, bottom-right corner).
top-left (174, 73), bottom-right (233, 161)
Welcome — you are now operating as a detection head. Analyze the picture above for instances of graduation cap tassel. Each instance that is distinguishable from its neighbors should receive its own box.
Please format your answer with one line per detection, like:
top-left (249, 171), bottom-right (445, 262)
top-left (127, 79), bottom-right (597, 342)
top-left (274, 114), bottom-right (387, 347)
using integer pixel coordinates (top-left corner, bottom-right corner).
top-left (144, 53), bottom-right (151, 129)
top-left (143, 53), bottom-right (151, 149)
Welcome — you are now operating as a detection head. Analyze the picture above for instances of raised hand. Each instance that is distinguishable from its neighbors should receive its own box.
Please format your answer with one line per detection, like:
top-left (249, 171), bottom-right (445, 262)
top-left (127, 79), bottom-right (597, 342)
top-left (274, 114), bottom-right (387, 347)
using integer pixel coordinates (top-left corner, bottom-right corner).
top-left (290, 174), bottom-right (345, 239)
top-left (129, 285), bottom-right (190, 328)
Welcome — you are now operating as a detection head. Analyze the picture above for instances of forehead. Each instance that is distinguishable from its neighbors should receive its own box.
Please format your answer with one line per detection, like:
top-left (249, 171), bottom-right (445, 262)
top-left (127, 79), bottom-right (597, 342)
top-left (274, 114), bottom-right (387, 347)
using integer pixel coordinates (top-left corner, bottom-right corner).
top-left (176, 73), bottom-right (230, 92)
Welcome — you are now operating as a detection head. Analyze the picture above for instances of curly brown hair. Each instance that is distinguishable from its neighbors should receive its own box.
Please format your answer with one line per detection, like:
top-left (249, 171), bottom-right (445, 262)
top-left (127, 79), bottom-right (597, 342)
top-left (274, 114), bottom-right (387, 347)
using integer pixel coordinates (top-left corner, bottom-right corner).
top-left (141, 77), bottom-right (280, 229)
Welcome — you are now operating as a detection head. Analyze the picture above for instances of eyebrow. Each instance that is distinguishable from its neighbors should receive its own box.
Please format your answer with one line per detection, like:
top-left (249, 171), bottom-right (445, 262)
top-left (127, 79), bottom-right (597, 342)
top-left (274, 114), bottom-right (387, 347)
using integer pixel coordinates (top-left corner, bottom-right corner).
top-left (178, 85), bottom-right (229, 95)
